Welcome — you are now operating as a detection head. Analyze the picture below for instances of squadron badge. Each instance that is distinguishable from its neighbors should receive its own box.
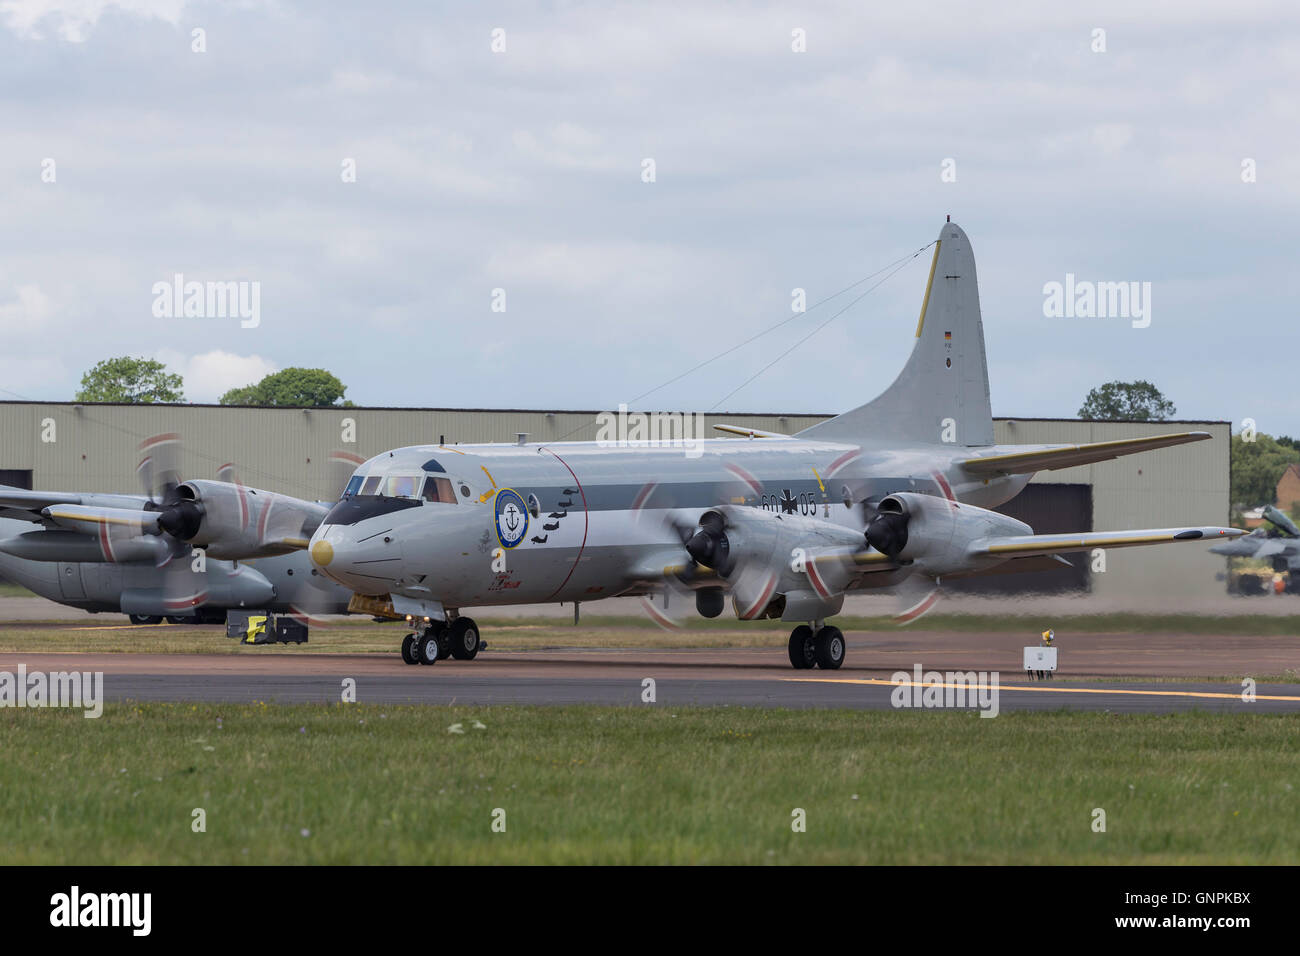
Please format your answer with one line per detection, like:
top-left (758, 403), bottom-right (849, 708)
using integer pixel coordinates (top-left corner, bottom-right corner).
top-left (494, 488), bottom-right (529, 549)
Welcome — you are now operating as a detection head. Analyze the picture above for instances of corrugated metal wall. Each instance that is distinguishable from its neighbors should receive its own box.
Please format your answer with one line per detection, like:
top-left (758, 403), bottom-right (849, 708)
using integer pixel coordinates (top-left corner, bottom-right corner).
top-left (0, 403), bottom-right (1229, 597)
top-left (993, 418), bottom-right (1230, 598)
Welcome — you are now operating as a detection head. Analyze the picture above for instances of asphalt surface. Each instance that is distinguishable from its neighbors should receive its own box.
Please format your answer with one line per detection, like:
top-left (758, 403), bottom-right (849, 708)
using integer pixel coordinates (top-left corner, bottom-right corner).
top-left (2, 646), bottom-right (1297, 713)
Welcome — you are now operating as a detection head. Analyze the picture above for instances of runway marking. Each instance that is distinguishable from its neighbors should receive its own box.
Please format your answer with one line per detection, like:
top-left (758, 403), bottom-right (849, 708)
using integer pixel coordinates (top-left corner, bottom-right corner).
top-left (786, 677), bottom-right (1300, 703)
top-left (65, 623), bottom-right (180, 632)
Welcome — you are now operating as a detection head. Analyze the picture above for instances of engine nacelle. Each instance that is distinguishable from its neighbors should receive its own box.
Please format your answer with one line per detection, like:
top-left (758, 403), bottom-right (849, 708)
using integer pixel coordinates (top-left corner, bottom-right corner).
top-left (118, 562), bottom-right (275, 616)
top-left (689, 507), bottom-right (866, 621)
top-left (0, 530), bottom-right (168, 564)
top-left (173, 480), bottom-right (327, 559)
top-left (869, 492), bottom-right (1031, 576)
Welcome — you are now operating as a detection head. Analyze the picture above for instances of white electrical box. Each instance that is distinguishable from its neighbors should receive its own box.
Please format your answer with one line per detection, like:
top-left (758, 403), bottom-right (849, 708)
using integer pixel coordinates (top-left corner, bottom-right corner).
top-left (1024, 646), bottom-right (1057, 672)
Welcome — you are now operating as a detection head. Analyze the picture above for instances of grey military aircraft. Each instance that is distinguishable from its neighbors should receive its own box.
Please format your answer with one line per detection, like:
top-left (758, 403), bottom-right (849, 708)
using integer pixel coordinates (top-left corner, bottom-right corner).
top-left (0, 436), bottom-right (354, 623)
top-left (1210, 504), bottom-right (1300, 580)
top-left (308, 219), bottom-right (1243, 669)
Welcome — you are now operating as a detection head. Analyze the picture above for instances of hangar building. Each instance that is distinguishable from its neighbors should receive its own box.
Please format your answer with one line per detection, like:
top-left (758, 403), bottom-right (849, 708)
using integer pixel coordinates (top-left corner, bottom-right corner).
top-left (0, 401), bottom-right (1230, 600)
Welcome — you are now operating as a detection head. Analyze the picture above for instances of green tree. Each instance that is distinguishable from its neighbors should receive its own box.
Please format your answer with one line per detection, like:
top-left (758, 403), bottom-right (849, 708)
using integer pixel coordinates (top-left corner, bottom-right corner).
top-left (1230, 432), bottom-right (1300, 508)
top-left (219, 368), bottom-right (351, 407)
top-left (1078, 380), bottom-right (1175, 422)
top-left (75, 356), bottom-right (184, 403)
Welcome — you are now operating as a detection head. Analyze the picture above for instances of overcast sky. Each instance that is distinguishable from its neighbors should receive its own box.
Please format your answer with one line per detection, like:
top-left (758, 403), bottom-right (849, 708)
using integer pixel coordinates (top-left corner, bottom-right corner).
top-left (1, 1), bottom-right (1296, 435)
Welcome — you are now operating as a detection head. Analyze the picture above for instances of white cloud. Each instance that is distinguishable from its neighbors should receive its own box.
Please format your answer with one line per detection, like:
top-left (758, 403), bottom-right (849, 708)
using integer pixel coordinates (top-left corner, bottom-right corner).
top-left (0, 284), bottom-right (53, 330)
top-left (0, 0), bottom-right (187, 42)
top-left (3, 1), bottom-right (1300, 428)
top-left (156, 349), bottom-right (277, 404)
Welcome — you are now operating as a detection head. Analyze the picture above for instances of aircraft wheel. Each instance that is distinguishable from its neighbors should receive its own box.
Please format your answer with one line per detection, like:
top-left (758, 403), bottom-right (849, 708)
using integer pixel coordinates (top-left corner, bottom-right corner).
top-left (449, 618), bottom-right (480, 660)
top-left (436, 632), bottom-right (452, 660)
top-left (129, 614), bottom-right (163, 626)
top-left (787, 625), bottom-right (816, 669)
top-left (814, 626), bottom-right (845, 670)
top-left (164, 615), bottom-right (188, 624)
top-left (415, 631), bottom-right (441, 666)
top-left (400, 633), bottom-right (419, 665)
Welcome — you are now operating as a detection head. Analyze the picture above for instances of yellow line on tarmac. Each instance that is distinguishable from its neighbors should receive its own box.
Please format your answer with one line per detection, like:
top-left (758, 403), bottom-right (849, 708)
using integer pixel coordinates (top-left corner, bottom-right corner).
top-left (64, 623), bottom-right (181, 632)
top-left (785, 677), bottom-right (1300, 703)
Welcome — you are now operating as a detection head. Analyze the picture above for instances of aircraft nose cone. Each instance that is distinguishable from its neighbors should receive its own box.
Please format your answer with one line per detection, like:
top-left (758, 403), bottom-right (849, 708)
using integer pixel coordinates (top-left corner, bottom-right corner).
top-left (311, 538), bottom-right (334, 567)
top-left (309, 523), bottom-right (403, 593)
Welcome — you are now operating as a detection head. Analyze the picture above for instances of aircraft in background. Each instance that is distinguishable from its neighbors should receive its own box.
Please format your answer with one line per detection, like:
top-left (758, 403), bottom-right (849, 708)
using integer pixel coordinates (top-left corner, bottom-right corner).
top-left (0, 436), bottom-right (355, 623)
top-left (308, 219), bottom-right (1243, 669)
top-left (1211, 504), bottom-right (1300, 592)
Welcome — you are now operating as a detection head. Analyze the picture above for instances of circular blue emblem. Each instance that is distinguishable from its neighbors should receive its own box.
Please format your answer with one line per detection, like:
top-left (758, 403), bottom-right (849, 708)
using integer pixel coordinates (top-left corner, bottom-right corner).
top-left (494, 488), bottom-right (529, 549)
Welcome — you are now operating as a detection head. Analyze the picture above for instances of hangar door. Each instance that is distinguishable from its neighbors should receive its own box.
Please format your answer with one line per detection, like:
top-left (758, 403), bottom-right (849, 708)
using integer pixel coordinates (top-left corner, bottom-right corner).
top-left (0, 469), bottom-right (32, 489)
top-left (946, 483), bottom-right (1093, 594)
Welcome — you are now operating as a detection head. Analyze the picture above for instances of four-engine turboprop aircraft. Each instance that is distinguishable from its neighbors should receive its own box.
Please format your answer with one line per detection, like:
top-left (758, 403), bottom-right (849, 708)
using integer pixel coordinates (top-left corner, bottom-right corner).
top-left (309, 219), bottom-right (1243, 669)
top-left (0, 436), bottom-right (354, 622)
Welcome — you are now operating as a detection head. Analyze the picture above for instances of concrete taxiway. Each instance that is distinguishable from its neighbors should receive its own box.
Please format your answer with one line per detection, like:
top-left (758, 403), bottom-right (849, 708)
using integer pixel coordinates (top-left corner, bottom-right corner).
top-left (2, 643), bottom-right (1297, 713)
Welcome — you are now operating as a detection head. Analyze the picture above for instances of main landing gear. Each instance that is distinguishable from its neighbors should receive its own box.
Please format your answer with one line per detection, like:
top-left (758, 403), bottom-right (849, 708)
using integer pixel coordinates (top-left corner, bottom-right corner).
top-left (400, 616), bottom-right (483, 666)
top-left (788, 622), bottom-right (845, 671)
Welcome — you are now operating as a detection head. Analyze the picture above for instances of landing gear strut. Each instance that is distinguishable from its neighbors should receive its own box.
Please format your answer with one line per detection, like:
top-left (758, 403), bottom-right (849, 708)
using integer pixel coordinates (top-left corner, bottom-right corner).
top-left (788, 622), bottom-right (845, 670)
top-left (399, 615), bottom-right (483, 665)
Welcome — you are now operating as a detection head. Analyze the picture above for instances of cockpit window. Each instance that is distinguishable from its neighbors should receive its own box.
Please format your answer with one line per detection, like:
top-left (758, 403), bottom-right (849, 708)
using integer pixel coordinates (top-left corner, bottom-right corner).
top-left (345, 463), bottom-right (463, 502)
top-left (385, 474), bottom-right (421, 498)
top-left (421, 476), bottom-right (457, 504)
top-left (421, 458), bottom-right (445, 473)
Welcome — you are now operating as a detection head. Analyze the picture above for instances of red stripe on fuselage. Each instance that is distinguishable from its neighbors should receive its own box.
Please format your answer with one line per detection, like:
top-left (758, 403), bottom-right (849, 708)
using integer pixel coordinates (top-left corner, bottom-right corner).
top-left (539, 448), bottom-right (589, 603)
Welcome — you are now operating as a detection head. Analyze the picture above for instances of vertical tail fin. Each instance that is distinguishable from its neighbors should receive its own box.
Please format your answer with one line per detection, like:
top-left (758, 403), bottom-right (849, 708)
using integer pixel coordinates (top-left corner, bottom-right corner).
top-left (797, 220), bottom-right (993, 447)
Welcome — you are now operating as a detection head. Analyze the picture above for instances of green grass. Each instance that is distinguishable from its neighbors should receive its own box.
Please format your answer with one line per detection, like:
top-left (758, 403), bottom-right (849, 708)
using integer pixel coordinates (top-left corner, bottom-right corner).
top-left (515, 612), bottom-right (1300, 635)
top-left (2, 704), bottom-right (1296, 864)
top-left (3, 611), bottom-right (1298, 657)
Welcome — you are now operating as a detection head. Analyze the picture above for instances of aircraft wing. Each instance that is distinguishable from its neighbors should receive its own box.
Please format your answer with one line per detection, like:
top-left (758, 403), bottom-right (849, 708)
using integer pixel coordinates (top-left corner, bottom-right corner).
top-left (956, 431), bottom-right (1211, 476)
top-left (1252, 539), bottom-right (1294, 558)
top-left (0, 489), bottom-right (87, 516)
top-left (971, 525), bottom-right (1244, 559)
top-left (0, 488), bottom-right (151, 524)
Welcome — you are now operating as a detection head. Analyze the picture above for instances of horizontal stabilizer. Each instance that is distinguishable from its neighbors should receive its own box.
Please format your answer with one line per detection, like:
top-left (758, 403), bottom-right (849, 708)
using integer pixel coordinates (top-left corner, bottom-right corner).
top-left (973, 525), bottom-right (1244, 559)
top-left (712, 424), bottom-right (790, 439)
top-left (957, 431), bottom-right (1211, 476)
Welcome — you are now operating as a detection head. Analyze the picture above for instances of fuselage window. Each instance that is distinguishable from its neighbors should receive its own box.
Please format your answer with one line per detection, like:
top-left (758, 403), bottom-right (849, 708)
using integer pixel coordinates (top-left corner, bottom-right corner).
top-left (422, 476), bottom-right (457, 504)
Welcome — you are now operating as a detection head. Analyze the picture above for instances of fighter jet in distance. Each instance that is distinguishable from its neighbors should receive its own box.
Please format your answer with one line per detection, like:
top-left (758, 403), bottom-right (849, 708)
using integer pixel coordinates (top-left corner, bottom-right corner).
top-left (308, 219), bottom-right (1243, 669)
top-left (1211, 504), bottom-right (1300, 588)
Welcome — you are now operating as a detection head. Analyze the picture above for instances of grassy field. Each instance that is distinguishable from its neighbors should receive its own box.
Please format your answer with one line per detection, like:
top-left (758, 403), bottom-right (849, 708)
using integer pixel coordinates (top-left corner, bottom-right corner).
top-left (1, 703), bottom-right (1296, 864)
top-left (1, 612), bottom-right (1298, 656)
